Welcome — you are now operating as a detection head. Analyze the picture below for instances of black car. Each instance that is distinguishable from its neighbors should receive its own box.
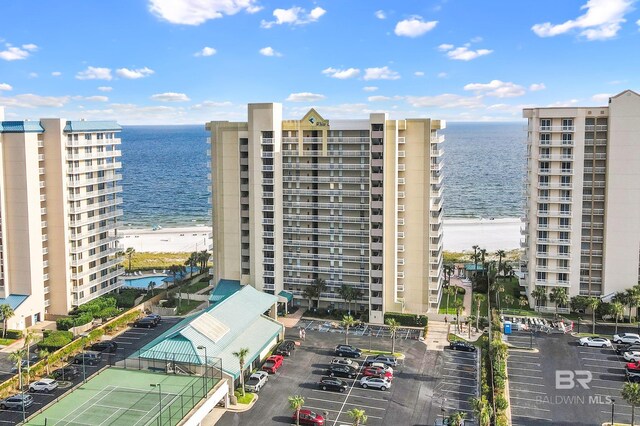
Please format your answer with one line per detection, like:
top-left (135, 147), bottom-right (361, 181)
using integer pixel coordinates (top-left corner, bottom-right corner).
top-left (318, 376), bottom-right (348, 392)
top-left (364, 354), bottom-right (398, 367)
top-left (51, 365), bottom-right (80, 381)
top-left (134, 317), bottom-right (157, 328)
top-left (274, 340), bottom-right (296, 356)
top-left (327, 364), bottom-right (357, 379)
top-left (145, 314), bottom-right (162, 324)
top-left (335, 344), bottom-right (362, 358)
top-left (90, 340), bottom-right (118, 353)
top-left (447, 341), bottom-right (477, 352)
top-left (616, 344), bottom-right (640, 355)
top-left (73, 351), bottom-right (102, 366)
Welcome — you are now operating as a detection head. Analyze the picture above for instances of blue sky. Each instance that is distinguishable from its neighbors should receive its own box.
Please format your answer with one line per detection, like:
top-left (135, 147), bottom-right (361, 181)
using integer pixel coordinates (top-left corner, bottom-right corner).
top-left (0, 0), bottom-right (639, 124)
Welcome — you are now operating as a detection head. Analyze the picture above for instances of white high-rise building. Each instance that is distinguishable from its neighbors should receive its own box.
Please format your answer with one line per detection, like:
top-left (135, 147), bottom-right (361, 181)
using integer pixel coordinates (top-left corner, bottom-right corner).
top-left (207, 104), bottom-right (445, 323)
top-left (0, 107), bottom-right (124, 329)
top-left (520, 90), bottom-right (640, 311)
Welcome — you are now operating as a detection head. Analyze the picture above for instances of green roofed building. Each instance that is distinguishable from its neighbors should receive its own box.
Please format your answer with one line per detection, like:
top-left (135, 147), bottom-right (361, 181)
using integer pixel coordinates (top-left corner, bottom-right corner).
top-left (139, 283), bottom-right (284, 389)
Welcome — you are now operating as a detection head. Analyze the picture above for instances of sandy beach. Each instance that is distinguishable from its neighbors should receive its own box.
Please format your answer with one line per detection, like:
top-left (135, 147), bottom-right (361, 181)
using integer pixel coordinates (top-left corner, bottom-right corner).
top-left (118, 218), bottom-right (522, 253)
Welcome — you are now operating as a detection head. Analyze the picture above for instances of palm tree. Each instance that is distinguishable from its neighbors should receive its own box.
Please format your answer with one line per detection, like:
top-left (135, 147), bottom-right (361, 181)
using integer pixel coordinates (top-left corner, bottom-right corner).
top-left (622, 382), bottom-right (640, 426)
top-left (9, 349), bottom-right (26, 392)
top-left (147, 281), bottom-right (156, 296)
top-left (288, 395), bottom-right (305, 426)
top-left (444, 286), bottom-right (456, 314)
top-left (473, 294), bottom-right (484, 331)
top-left (470, 396), bottom-right (493, 426)
top-left (586, 296), bottom-right (600, 334)
top-left (302, 286), bottom-right (320, 310)
top-left (338, 284), bottom-right (359, 315)
top-left (38, 349), bottom-right (50, 376)
top-left (443, 264), bottom-right (453, 285)
top-left (386, 318), bottom-right (400, 354)
top-left (24, 331), bottom-right (36, 380)
top-left (347, 408), bottom-right (368, 426)
top-left (197, 250), bottom-right (211, 272)
top-left (0, 304), bottom-right (15, 338)
top-left (531, 286), bottom-right (547, 309)
top-left (232, 347), bottom-right (250, 397)
top-left (479, 249), bottom-right (487, 277)
top-left (495, 249), bottom-right (506, 279)
top-left (504, 295), bottom-right (514, 310)
top-left (549, 287), bottom-right (569, 316)
top-left (124, 247), bottom-right (135, 272)
top-left (490, 280), bottom-right (502, 309)
top-left (448, 412), bottom-right (467, 426)
top-left (612, 301), bottom-right (624, 334)
top-left (627, 287), bottom-right (640, 322)
top-left (518, 297), bottom-right (529, 314)
top-left (472, 245), bottom-right (479, 280)
top-left (312, 278), bottom-right (327, 310)
top-left (168, 264), bottom-right (186, 300)
top-left (185, 252), bottom-right (198, 278)
top-left (342, 315), bottom-right (357, 345)
top-left (454, 299), bottom-right (465, 333)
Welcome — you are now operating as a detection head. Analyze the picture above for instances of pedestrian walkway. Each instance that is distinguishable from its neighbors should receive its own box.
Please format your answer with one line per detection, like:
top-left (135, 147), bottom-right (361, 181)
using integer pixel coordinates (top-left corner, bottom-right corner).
top-left (426, 320), bottom-right (450, 351)
top-left (278, 307), bottom-right (305, 328)
top-left (450, 275), bottom-right (473, 318)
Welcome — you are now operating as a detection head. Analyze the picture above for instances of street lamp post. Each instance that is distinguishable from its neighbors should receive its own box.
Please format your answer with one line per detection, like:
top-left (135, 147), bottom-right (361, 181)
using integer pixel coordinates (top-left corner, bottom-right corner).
top-left (440, 397), bottom-right (447, 423)
top-left (197, 345), bottom-right (208, 397)
top-left (80, 333), bottom-right (89, 384)
top-left (611, 398), bottom-right (615, 426)
top-left (151, 383), bottom-right (162, 425)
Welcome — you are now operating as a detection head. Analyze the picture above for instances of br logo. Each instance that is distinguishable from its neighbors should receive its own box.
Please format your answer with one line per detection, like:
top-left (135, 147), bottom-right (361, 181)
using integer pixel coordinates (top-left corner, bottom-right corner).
top-left (309, 117), bottom-right (316, 124)
top-left (556, 370), bottom-right (592, 390)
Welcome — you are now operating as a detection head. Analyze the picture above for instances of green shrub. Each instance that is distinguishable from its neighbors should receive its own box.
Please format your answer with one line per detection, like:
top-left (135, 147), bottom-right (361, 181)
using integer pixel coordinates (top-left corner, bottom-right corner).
top-left (384, 312), bottom-right (428, 327)
top-left (38, 331), bottom-right (73, 351)
top-left (56, 317), bottom-right (75, 331)
top-left (3, 329), bottom-right (23, 339)
top-left (97, 306), bottom-right (120, 320)
top-left (495, 394), bottom-right (509, 411)
top-left (456, 286), bottom-right (466, 295)
top-left (74, 313), bottom-right (94, 327)
top-left (112, 289), bottom-right (144, 308)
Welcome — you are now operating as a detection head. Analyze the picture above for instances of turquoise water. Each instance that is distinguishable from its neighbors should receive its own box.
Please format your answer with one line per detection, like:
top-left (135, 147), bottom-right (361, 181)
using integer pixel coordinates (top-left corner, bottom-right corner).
top-left (123, 275), bottom-right (169, 289)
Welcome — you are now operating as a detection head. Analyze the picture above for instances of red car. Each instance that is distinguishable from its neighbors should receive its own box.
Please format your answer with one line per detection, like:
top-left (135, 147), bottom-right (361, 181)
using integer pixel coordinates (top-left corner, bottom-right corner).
top-left (262, 355), bottom-right (284, 374)
top-left (627, 361), bottom-right (640, 371)
top-left (362, 366), bottom-right (393, 380)
top-left (292, 409), bottom-right (325, 425)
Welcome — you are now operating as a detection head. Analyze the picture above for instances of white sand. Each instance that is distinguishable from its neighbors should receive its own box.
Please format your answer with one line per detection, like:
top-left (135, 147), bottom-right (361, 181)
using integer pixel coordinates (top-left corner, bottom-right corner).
top-left (118, 218), bottom-right (522, 253)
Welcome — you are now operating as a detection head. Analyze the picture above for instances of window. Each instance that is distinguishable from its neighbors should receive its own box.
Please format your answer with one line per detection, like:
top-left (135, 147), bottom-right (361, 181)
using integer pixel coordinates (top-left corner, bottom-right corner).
top-left (85, 133), bottom-right (92, 141)
top-left (538, 217), bottom-right (549, 228)
top-left (539, 147), bottom-right (550, 157)
top-left (558, 273), bottom-right (568, 282)
top-left (539, 161), bottom-right (550, 172)
top-left (538, 230), bottom-right (548, 240)
top-left (562, 118), bottom-right (573, 130)
top-left (559, 231), bottom-right (570, 241)
top-left (559, 217), bottom-right (570, 228)
top-left (538, 175), bottom-right (549, 185)
top-left (538, 189), bottom-right (549, 199)
top-left (537, 271), bottom-right (547, 281)
top-left (537, 258), bottom-right (547, 267)
top-left (562, 133), bottom-right (573, 144)
top-left (540, 133), bottom-right (551, 144)
top-left (537, 244), bottom-right (548, 254)
top-left (561, 162), bottom-right (572, 173)
top-left (558, 259), bottom-right (569, 269)
top-left (559, 245), bottom-right (570, 255)
top-left (560, 204), bottom-right (571, 215)
top-left (538, 203), bottom-right (549, 213)
top-left (561, 176), bottom-right (572, 187)
top-left (561, 190), bottom-right (571, 200)
top-left (540, 119), bottom-right (551, 130)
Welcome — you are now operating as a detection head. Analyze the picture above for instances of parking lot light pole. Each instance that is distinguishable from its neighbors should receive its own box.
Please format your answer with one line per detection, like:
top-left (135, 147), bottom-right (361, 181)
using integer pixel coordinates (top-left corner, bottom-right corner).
top-left (197, 345), bottom-right (208, 397)
top-left (530, 330), bottom-right (533, 349)
top-left (80, 333), bottom-right (89, 384)
top-left (151, 383), bottom-right (162, 425)
top-left (611, 398), bottom-right (615, 426)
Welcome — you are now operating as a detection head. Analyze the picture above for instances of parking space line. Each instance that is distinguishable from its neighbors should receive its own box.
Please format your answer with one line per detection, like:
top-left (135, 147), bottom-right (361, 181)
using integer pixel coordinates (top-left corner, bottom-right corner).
top-left (443, 406), bottom-right (473, 413)
top-left (436, 387), bottom-right (477, 397)
top-left (511, 404), bottom-right (550, 412)
top-left (510, 395), bottom-right (548, 403)
top-left (509, 388), bottom-right (546, 395)
top-left (592, 385), bottom-right (624, 391)
top-left (117, 336), bottom-right (141, 340)
top-left (507, 373), bottom-right (544, 380)
top-left (507, 366), bottom-right (543, 373)
top-left (345, 393), bottom-right (388, 403)
top-left (442, 374), bottom-right (476, 382)
top-left (509, 381), bottom-right (545, 387)
top-left (439, 381), bottom-right (477, 389)
top-left (306, 396), bottom-right (345, 405)
top-left (114, 341), bottom-right (133, 345)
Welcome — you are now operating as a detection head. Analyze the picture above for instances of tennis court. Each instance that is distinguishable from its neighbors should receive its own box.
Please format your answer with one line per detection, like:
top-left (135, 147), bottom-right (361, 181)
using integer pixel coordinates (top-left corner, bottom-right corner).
top-left (26, 368), bottom-right (208, 426)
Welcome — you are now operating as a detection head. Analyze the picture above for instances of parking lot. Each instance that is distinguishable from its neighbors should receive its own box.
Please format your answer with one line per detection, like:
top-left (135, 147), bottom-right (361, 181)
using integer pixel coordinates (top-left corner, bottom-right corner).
top-left (296, 319), bottom-right (423, 340)
top-left (218, 327), bottom-right (479, 426)
top-left (434, 347), bottom-right (479, 420)
top-left (0, 317), bottom-right (181, 425)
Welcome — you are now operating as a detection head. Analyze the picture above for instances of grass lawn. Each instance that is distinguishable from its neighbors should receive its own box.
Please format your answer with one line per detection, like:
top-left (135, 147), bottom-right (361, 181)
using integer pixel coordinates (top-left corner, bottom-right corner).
top-left (439, 293), bottom-right (464, 315)
top-left (361, 349), bottom-right (404, 358)
top-left (175, 299), bottom-right (204, 315)
top-left (182, 281), bottom-right (210, 294)
top-left (123, 252), bottom-right (191, 270)
top-left (235, 391), bottom-right (255, 404)
top-left (472, 276), bottom-right (533, 316)
top-left (0, 338), bottom-right (16, 346)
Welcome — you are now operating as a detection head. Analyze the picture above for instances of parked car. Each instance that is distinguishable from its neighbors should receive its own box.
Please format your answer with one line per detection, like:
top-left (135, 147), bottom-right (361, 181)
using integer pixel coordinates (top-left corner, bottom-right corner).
top-left (367, 362), bottom-right (393, 374)
top-left (335, 344), bottom-right (362, 358)
top-left (0, 394), bottom-right (33, 410)
top-left (245, 371), bottom-right (269, 392)
top-left (274, 340), bottom-right (296, 356)
top-left (51, 366), bottom-right (80, 381)
top-left (331, 357), bottom-right (360, 369)
top-left (327, 364), bottom-right (357, 379)
top-left (292, 408), bottom-right (325, 425)
top-left (362, 366), bottom-right (393, 380)
top-left (624, 351), bottom-right (640, 362)
top-left (447, 341), bottom-right (477, 352)
top-left (360, 376), bottom-right (392, 391)
top-left (616, 343), bottom-right (640, 355)
top-left (133, 317), bottom-right (157, 328)
top-left (90, 340), bottom-right (118, 353)
top-left (318, 376), bottom-right (348, 392)
top-left (29, 378), bottom-right (59, 392)
top-left (614, 333), bottom-right (640, 344)
top-left (627, 366), bottom-right (640, 383)
top-left (365, 354), bottom-right (398, 367)
top-left (10, 360), bottom-right (31, 374)
top-left (262, 355), bottom-right (284, 374)
top-left (145, 313), bottom-right (162, 324)
top-left (626, 361), bottom-right (640, 372)
top-left (73, 351), bottom-right (102, 365)
top-left (578, 337), bottom-right (612, 348)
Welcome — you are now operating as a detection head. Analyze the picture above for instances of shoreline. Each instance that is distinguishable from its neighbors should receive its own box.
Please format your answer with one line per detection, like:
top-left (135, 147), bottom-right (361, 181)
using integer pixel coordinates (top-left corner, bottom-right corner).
top-left (118, 217), bottom-right (522, 253)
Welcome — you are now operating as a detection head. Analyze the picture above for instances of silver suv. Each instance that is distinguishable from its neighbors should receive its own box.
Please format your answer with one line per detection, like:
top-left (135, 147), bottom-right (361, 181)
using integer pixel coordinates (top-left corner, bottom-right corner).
top-left (0, 394), bottom-right (34, 410)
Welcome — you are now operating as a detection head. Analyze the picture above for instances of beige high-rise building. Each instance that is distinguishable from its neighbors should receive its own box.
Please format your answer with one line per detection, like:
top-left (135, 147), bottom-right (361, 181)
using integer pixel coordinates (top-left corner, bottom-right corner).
top-left (0, 107), bottom-right (124, 329)
top-left (521, 90), bottom-right (640, 311)
top-left (207, 103), bottom-right (445, 324)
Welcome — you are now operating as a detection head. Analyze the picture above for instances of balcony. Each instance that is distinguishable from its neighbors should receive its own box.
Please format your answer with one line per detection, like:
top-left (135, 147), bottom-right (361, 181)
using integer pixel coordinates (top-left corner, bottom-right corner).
top-left (585, 125), bottom-right (608, 131)
top-left (430, 162), bottom-right (443, 171)
top-left (430, 135), bottom-right (444, 144)
top-left (67, 162), bottom-right (122, 174)
top-left (539, 126), bottom-right (574, 132)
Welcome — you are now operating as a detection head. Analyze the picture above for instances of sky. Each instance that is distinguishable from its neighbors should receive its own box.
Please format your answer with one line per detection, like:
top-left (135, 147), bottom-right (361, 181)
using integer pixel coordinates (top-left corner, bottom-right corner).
top-left (0, 0), bottom-right (639, 124)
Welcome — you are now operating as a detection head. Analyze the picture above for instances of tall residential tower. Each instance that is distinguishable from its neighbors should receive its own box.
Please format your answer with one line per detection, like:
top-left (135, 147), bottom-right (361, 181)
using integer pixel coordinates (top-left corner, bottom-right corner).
top-left (521, 90), bottom-right (640, 311)
top-left (0, 107), bottom-right (124, 329)
top-left (207, 104), bottom-right (445, 323)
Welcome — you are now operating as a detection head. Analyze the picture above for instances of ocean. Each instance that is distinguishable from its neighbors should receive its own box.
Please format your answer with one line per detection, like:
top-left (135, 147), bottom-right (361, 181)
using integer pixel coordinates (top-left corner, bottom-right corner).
top-left (119, 122), bottom-right (526, 228)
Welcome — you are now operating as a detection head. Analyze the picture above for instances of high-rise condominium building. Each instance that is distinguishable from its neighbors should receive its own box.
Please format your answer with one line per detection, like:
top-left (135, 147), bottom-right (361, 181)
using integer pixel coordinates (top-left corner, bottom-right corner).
top-left (0, 107), bottom-right (124, 329)
top-left (207, 103), bottom-right (445, 323)
top-left (521, 90), bottom-right (640, 311)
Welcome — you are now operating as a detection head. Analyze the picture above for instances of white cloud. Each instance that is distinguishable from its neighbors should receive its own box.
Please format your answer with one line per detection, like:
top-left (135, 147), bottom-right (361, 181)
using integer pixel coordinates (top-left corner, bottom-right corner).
top-left (22, 44), bottom-right (38, 51)
top-left (363, 86), bottom-right (378, 92)
top-left (0, 94), bottom-right (70, 108)
top-left (0, 44), bottom-right (35, 61)
top-left (592, 93), bottom-right (612, 103)
top-left (286, 92), bottom-right (326, 102)
top-left (148, 0), bottom-right (261, 25)
top-left (191, 100), bottom-right (233, 109)
top-left (322, 67), bottom-right (360, 79)
top-left (151, 92), bottom-right (190, 102)
top-left (84, 96), bottom-right (109, 102)
top-left (394, 16), bottom-right (438, 37)
top-left (464, 80), bottom-right (526, 98)
top-left (532, 0), bottom-right (634, 40)
top-left (98, 86), bottom-right (113, 92)
top-left (437, 72), bottom-right (448, 78)
top-left (529, 83), bottom-right (546, 91)
top-left (76, 66), bottom-right (113, 81)
top-left (414, 71), bottom-right (425, 77)
top-left (28, 72), bottom-right (38, 78)
top-left (405, 93), bottom-right (484, 109)
top-left (364, 66), bottom-right (400, 81)
top-left (375, 10), bottom-right (386, 19)
top-left (470, 36), bottom-right (483, 43)
top-left (259, 46), bottom-right (282, 57)
top-left (261, 6), bottom-right (326, 28)
top-left (116, 67), bottom-right (155, 79)
top-left (439, 44), bottom-right (493, 61)
top-left (0, 83), bottom-right (12, 91)
top-left (368, 96), bottom-right (392, 102)
top-left (51, 71), bottom-right (62, 77)
top-left (194, 46), bottom-right (217, 57)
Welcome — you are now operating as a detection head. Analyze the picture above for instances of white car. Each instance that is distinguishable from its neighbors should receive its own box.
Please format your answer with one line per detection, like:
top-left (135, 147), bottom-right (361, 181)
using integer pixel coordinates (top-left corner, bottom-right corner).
top-left (614, 333), bottom-right (640, 344)
top-left (360, 376), bottom-right (392, 391)
top-left (624, 351), bottom-right (640, 362)
top-left (245, 371), bottom-right (269, 392)
top-left (29, 378), bottom-right (59, 392)
top-left (579, 337), bottom-right (612, 348)
top-left (368, 362), bottom-right (393, 374)
top-left (331, 358), bottom-right (360, 369)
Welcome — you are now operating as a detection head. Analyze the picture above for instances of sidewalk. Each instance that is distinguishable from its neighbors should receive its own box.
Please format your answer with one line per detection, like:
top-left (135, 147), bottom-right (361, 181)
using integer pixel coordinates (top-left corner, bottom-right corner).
top-left (425, 320), bottom-right (449, 351)
top-left (450, 276), bottom-right (473, 318)
top-left (278, 307), bottom-right (305, 328)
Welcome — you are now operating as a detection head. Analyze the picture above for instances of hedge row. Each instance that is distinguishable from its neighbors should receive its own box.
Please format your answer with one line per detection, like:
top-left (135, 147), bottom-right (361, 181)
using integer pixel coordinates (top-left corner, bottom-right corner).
top-left (383, 312), bottom-right (428, 327)
top-left (56, 314), bottom-right (93, 331)
top-left (37, 331), bottom-right (74, 351)
top-left (2, 329), bottom-right (23, 339)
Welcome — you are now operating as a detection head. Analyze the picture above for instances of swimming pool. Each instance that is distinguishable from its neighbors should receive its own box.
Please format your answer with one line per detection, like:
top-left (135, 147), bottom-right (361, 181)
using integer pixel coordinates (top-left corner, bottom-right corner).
top-left (122, 275), bottom-right (169, 289)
